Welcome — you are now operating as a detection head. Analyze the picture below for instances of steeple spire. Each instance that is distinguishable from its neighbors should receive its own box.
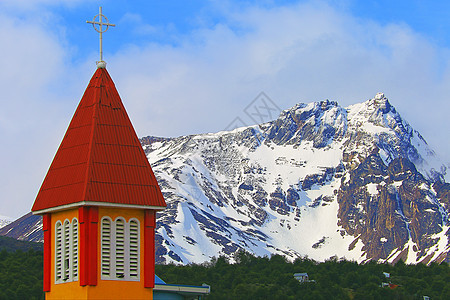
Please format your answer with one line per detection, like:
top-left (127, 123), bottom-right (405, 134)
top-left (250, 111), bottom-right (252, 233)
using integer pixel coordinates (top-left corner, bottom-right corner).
top-left (86, 6), bottom-right (115, 68)
top-left (32, 67), bottom-right (166, 213)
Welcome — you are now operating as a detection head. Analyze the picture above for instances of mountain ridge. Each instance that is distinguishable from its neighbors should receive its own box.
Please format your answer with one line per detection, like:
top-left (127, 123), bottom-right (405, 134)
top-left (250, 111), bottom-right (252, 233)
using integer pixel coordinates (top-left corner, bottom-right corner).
top-left (143, 93), bottom-right (449, 264)
top-left (2, 93), bottom-right (449, 265)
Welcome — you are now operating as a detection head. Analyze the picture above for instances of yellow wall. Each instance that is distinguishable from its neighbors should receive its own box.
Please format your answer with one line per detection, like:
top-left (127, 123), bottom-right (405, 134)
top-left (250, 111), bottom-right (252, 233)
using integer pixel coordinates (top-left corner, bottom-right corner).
top-left (46, 207), bottom-right (153, 300)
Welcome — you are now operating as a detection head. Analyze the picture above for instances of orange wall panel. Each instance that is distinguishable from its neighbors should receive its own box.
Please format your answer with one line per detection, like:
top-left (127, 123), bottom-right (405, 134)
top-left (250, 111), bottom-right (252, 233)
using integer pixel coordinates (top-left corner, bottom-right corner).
top-left (46, 207), bottom-right (154, 299)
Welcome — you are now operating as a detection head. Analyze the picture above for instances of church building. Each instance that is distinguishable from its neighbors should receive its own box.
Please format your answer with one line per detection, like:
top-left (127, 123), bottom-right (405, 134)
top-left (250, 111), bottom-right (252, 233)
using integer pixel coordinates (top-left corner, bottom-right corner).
top-left (31, 61), bottom-right (166, 299)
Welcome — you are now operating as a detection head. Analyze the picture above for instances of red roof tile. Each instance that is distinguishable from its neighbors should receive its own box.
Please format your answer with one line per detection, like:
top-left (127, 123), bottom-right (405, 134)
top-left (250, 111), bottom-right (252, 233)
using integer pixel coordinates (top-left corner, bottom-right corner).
top-left (32, 68), bottom-right (166, 213)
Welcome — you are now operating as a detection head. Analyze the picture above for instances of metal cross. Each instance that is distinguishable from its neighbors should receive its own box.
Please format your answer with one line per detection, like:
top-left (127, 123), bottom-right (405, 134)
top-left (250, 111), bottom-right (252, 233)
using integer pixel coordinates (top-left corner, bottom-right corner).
top-left (86, 7), bottom-right (115, 65)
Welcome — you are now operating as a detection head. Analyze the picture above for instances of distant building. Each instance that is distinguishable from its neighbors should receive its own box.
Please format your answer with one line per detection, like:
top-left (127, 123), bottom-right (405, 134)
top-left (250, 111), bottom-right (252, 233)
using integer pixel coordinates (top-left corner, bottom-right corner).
top-left (381, 282), bottom-right (399, 290)
top-left (294, 273), bottom-right (310, 283)
top-left (154, 275), bottom-right (210, 300)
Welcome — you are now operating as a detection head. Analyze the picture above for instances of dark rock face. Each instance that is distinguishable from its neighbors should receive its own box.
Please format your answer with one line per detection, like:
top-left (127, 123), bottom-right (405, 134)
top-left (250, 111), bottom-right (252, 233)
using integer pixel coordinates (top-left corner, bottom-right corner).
top-left (302, 168), bottom-right (335, 190)
top-left (269, 187), bottom-right (291, 215)
top-left (286, 188), bottom-right (300, 206)
top-left (338, 153), bottom-right (448, 263)
top-left (434, 181), bottom-right (450, 211)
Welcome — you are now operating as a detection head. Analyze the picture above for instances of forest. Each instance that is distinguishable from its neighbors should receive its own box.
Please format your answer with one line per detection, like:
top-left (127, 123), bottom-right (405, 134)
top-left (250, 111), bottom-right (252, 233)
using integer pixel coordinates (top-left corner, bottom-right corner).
top-left (0, 248), bottom-right (43, 299)
top-left (156, 251), bottom-right (450, 299)
top-left (0, 240), bottom-right (449, 299)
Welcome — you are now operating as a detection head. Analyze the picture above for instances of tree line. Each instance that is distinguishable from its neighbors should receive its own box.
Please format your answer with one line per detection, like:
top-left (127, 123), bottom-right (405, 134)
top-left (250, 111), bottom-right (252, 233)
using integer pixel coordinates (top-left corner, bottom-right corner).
top-left (156, 251), bottom-right (450, 299)
top-left (0, 241), bottom-right (449, 299)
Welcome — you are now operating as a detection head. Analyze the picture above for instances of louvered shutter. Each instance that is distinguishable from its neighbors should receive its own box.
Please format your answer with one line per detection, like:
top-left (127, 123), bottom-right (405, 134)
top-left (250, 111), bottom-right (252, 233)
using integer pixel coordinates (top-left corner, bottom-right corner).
top-left (101, 218), bottom-right (112, 277)
top-left (55, 222), bottom-right (62, 282)
top-left (129, 220), bottom-right (139, 279)
top-left (72, 219), bottom-right (78, 279)
top-left (115, 219), bottom-right (125, 279)
top-left (64, 220), bottom-right (70, 281)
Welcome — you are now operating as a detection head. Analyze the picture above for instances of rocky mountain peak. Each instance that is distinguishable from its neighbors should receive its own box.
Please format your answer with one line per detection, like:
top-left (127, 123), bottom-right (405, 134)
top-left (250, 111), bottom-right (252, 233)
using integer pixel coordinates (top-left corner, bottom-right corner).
top-left (138, 95), bottom-right (449, 265)
top-left (373, 92), bottom-right (393, 113)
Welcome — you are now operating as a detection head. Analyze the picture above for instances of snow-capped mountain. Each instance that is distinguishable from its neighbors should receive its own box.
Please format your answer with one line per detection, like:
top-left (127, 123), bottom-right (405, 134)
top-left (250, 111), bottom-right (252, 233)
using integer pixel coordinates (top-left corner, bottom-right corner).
top-left (143, 93), bottom-right (449, 265)
top-left (0, 215), bottom-right (12, 229)
top-left (2, 93), bottom-right (449, 265)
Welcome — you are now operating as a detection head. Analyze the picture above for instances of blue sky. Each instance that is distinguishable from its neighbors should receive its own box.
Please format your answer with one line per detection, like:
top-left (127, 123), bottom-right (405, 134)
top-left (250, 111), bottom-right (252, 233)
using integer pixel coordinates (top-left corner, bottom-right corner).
top-left (1, 0), bottom-right (450, 219)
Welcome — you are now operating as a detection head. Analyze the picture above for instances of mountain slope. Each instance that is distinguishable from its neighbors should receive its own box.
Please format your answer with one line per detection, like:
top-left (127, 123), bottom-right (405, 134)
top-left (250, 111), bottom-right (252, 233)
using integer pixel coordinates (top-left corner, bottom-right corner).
top-left (2, 93), bottom-right (449, 265)
top-left (143, 93), bottom-right (449, 264)
top-left (0, 213), bottom-right (42, 243)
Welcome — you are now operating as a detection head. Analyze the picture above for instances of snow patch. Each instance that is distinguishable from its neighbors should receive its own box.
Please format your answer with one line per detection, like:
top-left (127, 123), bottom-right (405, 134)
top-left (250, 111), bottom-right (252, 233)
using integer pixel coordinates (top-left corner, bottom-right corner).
top-left (366, 183), bottom-right (378, 196)
top-left (0, 214), bottom-right (13, 229)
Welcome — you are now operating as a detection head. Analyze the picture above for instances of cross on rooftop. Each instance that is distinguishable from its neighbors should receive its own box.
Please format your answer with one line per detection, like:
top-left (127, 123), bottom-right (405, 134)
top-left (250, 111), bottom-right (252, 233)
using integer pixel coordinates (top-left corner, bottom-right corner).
top-left (86, 6), bottom-right (115, 68)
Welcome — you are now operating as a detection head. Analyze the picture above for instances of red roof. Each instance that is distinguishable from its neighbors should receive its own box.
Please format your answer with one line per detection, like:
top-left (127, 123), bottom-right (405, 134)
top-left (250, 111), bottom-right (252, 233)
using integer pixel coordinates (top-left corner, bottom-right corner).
top-left (32, 67), bottom-right (166, 213)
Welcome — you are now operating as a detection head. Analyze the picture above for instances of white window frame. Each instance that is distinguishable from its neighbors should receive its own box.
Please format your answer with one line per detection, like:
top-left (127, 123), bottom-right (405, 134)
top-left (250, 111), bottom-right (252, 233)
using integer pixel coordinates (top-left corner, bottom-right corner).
top-left (100, 216), bottom-right (140, 281)
top-left (55, 218), bottom-right (78, 284)
top-left (101, 217), bottom-right (112, 278)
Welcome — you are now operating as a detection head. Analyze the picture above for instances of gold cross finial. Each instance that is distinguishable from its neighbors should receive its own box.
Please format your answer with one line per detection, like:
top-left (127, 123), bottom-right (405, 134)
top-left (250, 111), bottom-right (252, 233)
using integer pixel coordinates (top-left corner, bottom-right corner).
top-left (86, 7), bottom-right (115, 68)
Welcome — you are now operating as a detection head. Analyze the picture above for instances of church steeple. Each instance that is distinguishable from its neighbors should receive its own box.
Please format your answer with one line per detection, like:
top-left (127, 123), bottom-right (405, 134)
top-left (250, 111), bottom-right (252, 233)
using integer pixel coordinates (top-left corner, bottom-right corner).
top-left (32, 67), bottom-right (165, 299)
top-left (32, 67), bottom-right (165, 213)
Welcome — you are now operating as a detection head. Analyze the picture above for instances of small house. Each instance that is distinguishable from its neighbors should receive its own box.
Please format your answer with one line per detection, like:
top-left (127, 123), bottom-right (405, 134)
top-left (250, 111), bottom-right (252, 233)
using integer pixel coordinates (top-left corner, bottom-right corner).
top-left (294, 273), bottom-right (309, 283)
